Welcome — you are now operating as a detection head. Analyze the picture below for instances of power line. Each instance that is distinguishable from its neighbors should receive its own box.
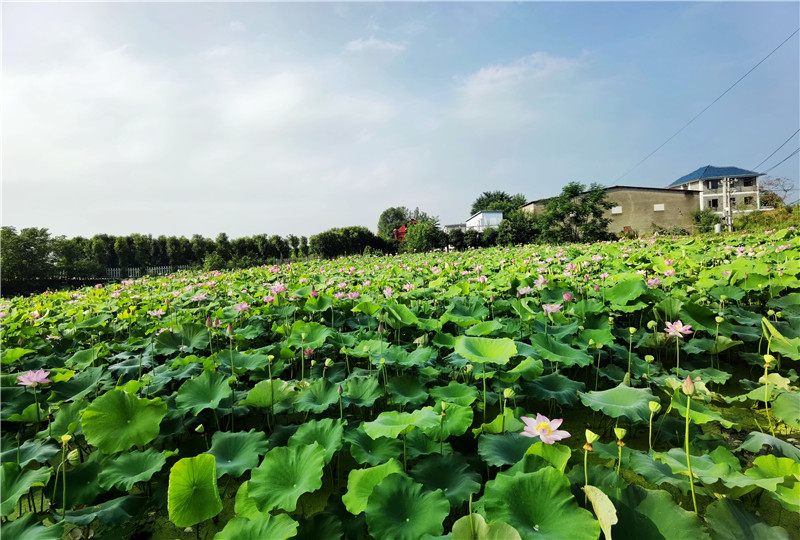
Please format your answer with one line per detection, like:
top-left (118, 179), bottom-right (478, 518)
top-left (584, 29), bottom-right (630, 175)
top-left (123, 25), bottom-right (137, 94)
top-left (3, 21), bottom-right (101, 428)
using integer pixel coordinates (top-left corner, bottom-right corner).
top-left (753, 128), bottom-right (800, 170)
top-left (614, 27), bottom-right (800, 183)
top-left (761, 147), bottom-right (800, 175)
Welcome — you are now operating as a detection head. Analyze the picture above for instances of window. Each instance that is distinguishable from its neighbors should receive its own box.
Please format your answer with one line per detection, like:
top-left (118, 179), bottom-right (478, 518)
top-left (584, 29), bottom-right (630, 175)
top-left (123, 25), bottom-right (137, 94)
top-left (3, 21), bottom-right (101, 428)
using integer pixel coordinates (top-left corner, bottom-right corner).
top-left (707, 180), bottom-right (720, 190)
top-left (611, 206), bottom-right (622, 214)
top-left (744, 196), bottom-right (753, 205)
top-left (730, 197), bottom-right (736, 206)
top-left (653, 204), bottom-right (665, 212)
top-left (709, 198), bottom-right (719, 208)
top-left (743, 178), bottom-right (755, 187)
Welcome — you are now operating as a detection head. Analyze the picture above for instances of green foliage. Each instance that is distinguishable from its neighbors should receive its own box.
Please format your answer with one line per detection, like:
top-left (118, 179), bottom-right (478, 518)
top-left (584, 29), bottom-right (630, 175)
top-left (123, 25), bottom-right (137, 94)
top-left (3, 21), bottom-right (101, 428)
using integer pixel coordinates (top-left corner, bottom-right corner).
top-left (309, 226), bottom-right (386, 258)
top-left (692, 208), bottom-right (722, 233)
top-left (496, 210), bottom-right (541, 245)
top-left (735, 207), bottom-right (800, 231)
top-left (470, 191), bottom-right (526, 216)
top-left (400, 221), bottom-right (447, 253)
top-left (539, 182), bottom-right (614, 243)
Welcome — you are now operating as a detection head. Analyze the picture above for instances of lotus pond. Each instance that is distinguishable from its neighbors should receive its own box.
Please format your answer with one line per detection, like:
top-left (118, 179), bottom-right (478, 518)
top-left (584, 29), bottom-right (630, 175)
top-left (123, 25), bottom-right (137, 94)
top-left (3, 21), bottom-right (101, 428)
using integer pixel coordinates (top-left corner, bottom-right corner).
top-left (1, 230), bottom-right (799, 540)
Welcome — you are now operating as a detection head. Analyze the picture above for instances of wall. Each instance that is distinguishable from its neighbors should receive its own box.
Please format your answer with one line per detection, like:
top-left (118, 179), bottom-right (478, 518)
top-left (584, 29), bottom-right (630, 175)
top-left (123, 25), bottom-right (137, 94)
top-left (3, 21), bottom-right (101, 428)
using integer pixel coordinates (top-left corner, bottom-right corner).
top-left (605, 188), bottom-right (699, 234)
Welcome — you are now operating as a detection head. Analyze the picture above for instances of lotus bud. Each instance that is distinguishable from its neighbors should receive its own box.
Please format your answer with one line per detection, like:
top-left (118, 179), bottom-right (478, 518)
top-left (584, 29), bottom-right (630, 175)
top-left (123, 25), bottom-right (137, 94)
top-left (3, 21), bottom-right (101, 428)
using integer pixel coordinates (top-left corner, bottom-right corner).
top-left (645, 354), bottom-right (655, 364)
top-left (67, 449), bottom-right (80, 466)
top-left (768, 309), bottom-right (775, 317)
top-left (681, 375), bottom-right (696, 396)
top-left (379, 358), bottom-right (386, 366)
top-left (465, 364), bottom-right (473, 373)
top-left (578, 325), bottom-right (585, 331)
top-left (377, 322), bottom-right (384, 333)
top-left (764, 354), bottom-right (775, 369)
top-left (206, 316), bottom-right (213, 328)
top-left (226, 323), bottom-right (234, 337)
top-left (647, 320), bottom-right (657, 330)
top-left (648, 401), bottom-right (662, 413)
top-left (776, 311), bottom-right (782, 319)
top-left (337, 385), bottom-right (343, 396)
top-left (195, 424), bottom-right (205, 434)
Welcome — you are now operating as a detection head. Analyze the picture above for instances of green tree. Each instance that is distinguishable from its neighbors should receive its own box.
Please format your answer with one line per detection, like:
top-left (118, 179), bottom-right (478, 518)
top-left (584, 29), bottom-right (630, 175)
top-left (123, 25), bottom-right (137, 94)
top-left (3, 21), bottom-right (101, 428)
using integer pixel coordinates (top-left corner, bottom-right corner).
top-left (447, 228), bottom-right (466, 251)
top-left (470, 191), bottom-right (526, 216)
top-left (114, 236), bottom-right (134, 269)
top-left (539, 182), bottom-right (613, 243)
top-left (692, 208), bottom-right (721, 233)
top-left (401, 221), bottom-right (446, 253)
top-left (496, 210), bottom-right (540, 245)
top-left (287, 235), bottom-right (300, 258)
top-left (214, 233), bottom-right (232, 263)
top-left (0, 227), bottom-right (56, 282)
top-left (377, 206), bottom-right (411, 241)
top-left (299, 236), bottom-right (310, 257)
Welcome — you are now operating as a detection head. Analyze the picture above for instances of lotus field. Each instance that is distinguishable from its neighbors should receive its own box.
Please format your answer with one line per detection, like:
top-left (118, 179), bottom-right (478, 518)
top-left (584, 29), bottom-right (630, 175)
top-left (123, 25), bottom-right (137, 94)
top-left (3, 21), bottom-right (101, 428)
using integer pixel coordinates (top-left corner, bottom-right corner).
top-left (2, 229), bottom-right (800, 539)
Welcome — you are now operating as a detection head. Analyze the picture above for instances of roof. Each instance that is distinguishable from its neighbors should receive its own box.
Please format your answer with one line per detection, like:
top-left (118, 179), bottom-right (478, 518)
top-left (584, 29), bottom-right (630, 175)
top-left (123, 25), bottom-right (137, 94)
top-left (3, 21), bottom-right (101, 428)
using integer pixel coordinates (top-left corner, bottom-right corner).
top-left (522, 185), bottom-right (697, 207)
top-left (668, 166), bottom-right (761, 187)
top-left (465, 211), bottom-right (503, 222)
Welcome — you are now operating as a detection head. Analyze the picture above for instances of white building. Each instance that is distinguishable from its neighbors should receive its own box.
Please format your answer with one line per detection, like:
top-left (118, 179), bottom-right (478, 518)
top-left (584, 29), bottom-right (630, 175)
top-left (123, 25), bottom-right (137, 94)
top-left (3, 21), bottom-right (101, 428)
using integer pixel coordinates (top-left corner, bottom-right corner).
top-left (465, 211), bottom-right (503, 232)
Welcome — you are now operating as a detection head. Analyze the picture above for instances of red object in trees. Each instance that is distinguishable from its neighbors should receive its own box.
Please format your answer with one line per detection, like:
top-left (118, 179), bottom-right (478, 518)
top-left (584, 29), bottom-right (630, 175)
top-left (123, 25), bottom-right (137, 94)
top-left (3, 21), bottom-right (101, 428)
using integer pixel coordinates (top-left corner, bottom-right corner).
top-left (393, 220), bottom-right (418, 242)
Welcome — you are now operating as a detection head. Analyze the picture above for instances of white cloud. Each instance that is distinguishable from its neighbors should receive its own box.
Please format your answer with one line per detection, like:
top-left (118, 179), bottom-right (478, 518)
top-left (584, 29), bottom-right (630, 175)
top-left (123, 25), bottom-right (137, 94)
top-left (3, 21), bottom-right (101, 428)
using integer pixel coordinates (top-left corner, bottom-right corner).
top-left (229, 21), bottom-right (247, 33)
top-left (345, 36), bottom-right (407, 53)
top-left (461, 52), bottom-right (583, 100)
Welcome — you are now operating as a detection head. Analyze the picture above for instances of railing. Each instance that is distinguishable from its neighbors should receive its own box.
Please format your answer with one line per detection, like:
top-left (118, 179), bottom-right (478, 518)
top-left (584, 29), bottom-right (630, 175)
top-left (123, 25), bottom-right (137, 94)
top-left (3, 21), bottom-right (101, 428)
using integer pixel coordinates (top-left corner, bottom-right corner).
top-left (106, 266), bottom-right (192, 279)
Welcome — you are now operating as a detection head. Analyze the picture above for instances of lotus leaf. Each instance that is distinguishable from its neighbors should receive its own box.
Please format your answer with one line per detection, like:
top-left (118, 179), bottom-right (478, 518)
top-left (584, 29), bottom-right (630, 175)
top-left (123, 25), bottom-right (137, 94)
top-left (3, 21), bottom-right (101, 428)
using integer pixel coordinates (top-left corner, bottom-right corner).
top-left (288, 418), bottom-right (344, 464)
top-left (365, 473), bottom-right (450, 540)
top-left (342, 458), bottom-right (404, 515)
top-left (478, 433), bottom-right (534, 467)
top-left (0, 513), bottom-right (63, 539)
top-left (1, 463), bottom-right (52, 517)
top-left (214, 514), bottom-right (299, 540)
top-left (451, 512), bottom-right (522, 540)
top-left (454, 336), bottom-right (517, 365)
top-left (81, 390), bottom-right (167, 453)
top-left (705, 497), bottom-right (791, 540)
top-left (409, 453), bottom-right (481, 505)
top-left (429, 381), bottom-right (479, 406)
top-left (168, 454), bottom-right (222, 528)
top-left (98, 447), bottom-right (169, 490)
top-left (363, 408), bottom-right (440, 439)
top-left (579, 384), bottom-right (656, 423)
top-left (207, 430), bottom-right (270, 478)
top-left (175, 369), bottom-right (231, 416)
top-left (63, 495), bottom-right (146, 526)
top-left (249, 443), bottom-right (326, 512)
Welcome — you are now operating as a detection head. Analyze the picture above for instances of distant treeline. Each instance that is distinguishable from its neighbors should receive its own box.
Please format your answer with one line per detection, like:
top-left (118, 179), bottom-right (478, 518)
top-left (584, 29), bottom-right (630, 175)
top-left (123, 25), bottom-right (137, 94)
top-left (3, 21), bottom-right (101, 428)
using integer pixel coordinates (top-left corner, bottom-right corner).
top-left (0, 226), bottom-right (396, 295)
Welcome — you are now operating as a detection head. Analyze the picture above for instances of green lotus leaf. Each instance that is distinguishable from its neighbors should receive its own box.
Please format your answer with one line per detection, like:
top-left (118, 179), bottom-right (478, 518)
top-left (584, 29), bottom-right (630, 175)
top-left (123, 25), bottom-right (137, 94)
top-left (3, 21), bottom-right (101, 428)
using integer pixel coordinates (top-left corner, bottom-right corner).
top-left (705, 497), bottom-right (789, 540)
top-left (472, 408), bottom-right (525, 436)
top-left (175, 369), bottom-right (231, 416)
top-left (49, 452), bottom-right (104, 508)
top-left (738, 431), bottom-right (800, 461)
top-left (342, 458), bottom-right (404, 515)
top-left (466, 320), bottom-right (505, 336)
top-left (167, 454), bottom-right (222, 528)
top-left (581, 485), bottom-right (617, 540)
top-left (508, 358), bottom-right (545, 380)
top-left (451, 512), bottom-right (522, 540)
top-left (529, 334), bottom-right (593, 367)
top-left (293, 512), bottom-right (344, 540)
top-left (397, 347), bottom-right (436, 367)
top-left (406, 429), bottom-right (453, 459)
top-left (603, 484), bottom-right (709, 540)
top-left (214, 514), bottom-right (299, 540)
top-left (442, 301), bottom-right (490, 327)
top-left (380, 301), bottom-right (419, 329)
top-left (341, 376), bottom-right (383, 408)
top-left (232, 481), bottom-right (261, 519)
top-left (409, 453), bottom-right (481, 506)
top-left (249, 443), bottom-right (325, 512)
top-left (626, 453), bottom-right (690, 495)
top-left (707, 336), bottom-right (744, 354)
top-left (365, 474), bottom-right (450, 540)
top-left (241, 379), bottom-right (296, 408)
top-left (670, 391), bottom-right (735, 428)
top-left (81, 390), bottom-right (167, 453)
top-left (709, 285), bottom-right (746, 302)
top-left (523, 372), bottom-right (585, 406)
top-left (523, 441), bottom-right (572, 473)
top-left (478, 433), bottom-right (535, 467)
top-left (303, 294), bottom-right (333, 313)
top-left (680, 302), bottom-right (734, 334)
top-left (772, 392), bottom-right (800, 429)
top-left (579, 384), bottom-right (656, 423)
top-left (5, 402), bottom-right (46, 424)
top-left (656, 446), bottom-right (740, 485)
top-left (216, 350), bottom-right (271, 373)
top-left (484, 466), bottom-right (600, 540)
top-left (50, 366), bottom-right (107, 403)
top-left (288, 418), bottom-right (344, 464)
top-left (605, 279), bottom-right (647, 306)
top-left (0, 439), bottom-right (58, 468)
top-left (345, 426), bottom-right (402, 465)
top-left (63, 495), bottom-right (147, 526)
top-left (74, 314), bottom-right (111, 328)
top-left (423, 401), bottom-right (473, 440)
top-left (363, 408), bottom-right (440, 439)
top-left (387, 375), bottom-right (429, 406)
top-left (288, 321), bottom-right (332, 349)
top-left (1, 463), bottom-right (52, 517)
top-left (294, 378), bottom-right (339, 413)
top-left (429, 381), bottom-right (479, 406)
top-left (155, 324), bottom-right (209, 355)
top-left (207, 429), bottom-right (270, 478)
top-left (0, 348), bottom-right (35, 365)
top-left (0, 513), bottom-right (63, 539)
top-left (98, 447), bottom-right (169, 490)
top-left (454, 336), bottom-right (517, 365)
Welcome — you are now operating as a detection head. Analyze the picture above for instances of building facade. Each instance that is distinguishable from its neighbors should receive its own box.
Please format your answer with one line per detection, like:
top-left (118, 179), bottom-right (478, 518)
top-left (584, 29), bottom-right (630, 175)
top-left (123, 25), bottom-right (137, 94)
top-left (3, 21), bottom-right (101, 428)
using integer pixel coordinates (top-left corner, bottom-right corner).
top-left (465, 211), bottom-right (503, 232)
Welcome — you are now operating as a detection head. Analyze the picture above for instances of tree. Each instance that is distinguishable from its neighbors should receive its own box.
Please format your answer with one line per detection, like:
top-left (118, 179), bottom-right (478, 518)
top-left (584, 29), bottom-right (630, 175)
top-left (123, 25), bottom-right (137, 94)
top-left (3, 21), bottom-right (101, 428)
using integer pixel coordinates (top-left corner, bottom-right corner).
top-left (114, 236), bottom-right (134, 269)
top-left (287, 235), bottom-right (300, 258)
top-left (539, 182), bottom-right (613, 243)
top-left (496, 210), bottom-right (540, 245)
top-left (470, 191), bottom-right (526, 216)
top-left (214, 233), bottom-right (232, 263)
top-left (447, 228), bottom-right (466, 251)
top-left (401, 222), bottom-right (446, 253)
top-left (1, 226), bottom-right (56, 283)
top-left (377, 207), bottom-right (411, 241)
top-left (760, 176), bottom-right (796, 207)
top-left (692, 208), bottom-right (721, 233)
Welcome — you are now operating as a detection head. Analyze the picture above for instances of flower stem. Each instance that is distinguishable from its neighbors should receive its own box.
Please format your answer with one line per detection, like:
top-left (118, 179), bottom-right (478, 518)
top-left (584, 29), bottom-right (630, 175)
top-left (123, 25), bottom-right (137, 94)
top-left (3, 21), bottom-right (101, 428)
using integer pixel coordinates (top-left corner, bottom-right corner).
top-left (685, 395), bottom-right (698, 514)
top-left (583, 449), bottom-right (589, 504)
top-left (648, 411), bottom-right (654, 452)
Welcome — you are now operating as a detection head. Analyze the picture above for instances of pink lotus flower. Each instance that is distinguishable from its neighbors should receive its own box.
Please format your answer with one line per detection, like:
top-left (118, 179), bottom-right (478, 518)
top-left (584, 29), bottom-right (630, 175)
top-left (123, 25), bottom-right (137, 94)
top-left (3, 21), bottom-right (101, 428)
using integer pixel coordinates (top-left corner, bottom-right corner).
top-left (234, 302), bottom-right (250, 312)
top-left (664, 259), bottom-right (674, 266)
top-left (333, 292), bottom-right (346, 300)
top-left (191, 293), bottom-right (208, 302)
top-left (664, 320), bottom-right (693, 338)
top-left (17, 369), bottom-right (51, 388)
top-left (562, 292), bottom-right (573, 302)
top-left (403, 283), bottom-right (415, 291)
top-left (347, 291), bottom-right (360, 300)
top-left (599, 272), bottom-right (610, 280)
top-left (520, 413), bottom-right (570, 444)
top-left (383, 287), bottom-right (394, 297)
top-left (664, 269), bottom-right (676, 277)
top-left (148, 309), bottom-right (165, 318)
top-left (263, 295), bottom-right (276, 303)
top-left (646, 278), bottom-right (661, 287)
top-left (311, 290), bottom-right (319, 298)
top-left (477, 275), bottom-right (488, 284)
top-left (517, 286), bottom-right (533, 296)
top-left (271, 282), bottom-right (287, 294)
top-left (542, 303), bottom-right (562, 315)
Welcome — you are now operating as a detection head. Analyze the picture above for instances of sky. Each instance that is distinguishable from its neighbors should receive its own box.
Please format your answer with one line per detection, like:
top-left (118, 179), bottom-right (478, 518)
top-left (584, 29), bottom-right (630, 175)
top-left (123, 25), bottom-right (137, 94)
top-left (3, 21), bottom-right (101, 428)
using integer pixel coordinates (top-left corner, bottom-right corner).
top-left (3, 1), bottom-right (799, 240)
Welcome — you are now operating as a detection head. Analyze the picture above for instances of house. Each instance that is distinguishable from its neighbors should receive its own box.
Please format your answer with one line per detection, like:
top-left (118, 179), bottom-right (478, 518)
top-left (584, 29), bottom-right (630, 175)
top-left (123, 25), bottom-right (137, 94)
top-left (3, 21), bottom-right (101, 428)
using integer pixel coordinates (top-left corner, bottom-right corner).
top-left (442, 223), bottom-right (466, 233)
top-left (521, 186), bottom-right (700, 235)
top-left (465, 211), bottom-right (503, 232)
top-left (667, 165), bottom-right (764, 229)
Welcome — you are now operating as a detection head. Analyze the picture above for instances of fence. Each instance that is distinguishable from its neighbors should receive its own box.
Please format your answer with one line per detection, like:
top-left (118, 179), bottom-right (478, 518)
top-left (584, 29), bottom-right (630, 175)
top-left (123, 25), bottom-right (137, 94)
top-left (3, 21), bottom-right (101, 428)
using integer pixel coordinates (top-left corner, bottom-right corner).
top-left (106, 266), bottom-right (193, 279)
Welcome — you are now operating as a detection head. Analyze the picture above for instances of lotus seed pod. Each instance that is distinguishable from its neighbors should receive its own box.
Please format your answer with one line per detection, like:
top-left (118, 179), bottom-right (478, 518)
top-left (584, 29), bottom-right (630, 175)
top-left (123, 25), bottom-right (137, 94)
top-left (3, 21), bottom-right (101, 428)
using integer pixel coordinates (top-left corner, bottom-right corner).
top-left (588, 339), bottom-right (596, 347)
top-left (325, 358), bottom-right (334, 368)
top-left (614, 427), bottom-right (627, 441)
top-left (715, 316), bottom-right (724, 324)
top-left (585, 429), bottom-right (600, 444)
top-left (503, 388), bottom-right (515, 399)
top-left (195, 424), bottom-right (205, 434)
top-left (647, 320), bottom-right (657, 330)
top-left (768, 309), bottom-right (775, 317)
top-left (776, 311), bottom-right (782, 319)
top-left (720, 295), bottom-right (728, 301)
top-left (629, 327), bottom-right (636, 336)
top-left (648, 401), bottom-right (661, 413)
top-left (644, 354), bottom-right (655, 364)
top-left (441, 401), bottom-right (448, 411)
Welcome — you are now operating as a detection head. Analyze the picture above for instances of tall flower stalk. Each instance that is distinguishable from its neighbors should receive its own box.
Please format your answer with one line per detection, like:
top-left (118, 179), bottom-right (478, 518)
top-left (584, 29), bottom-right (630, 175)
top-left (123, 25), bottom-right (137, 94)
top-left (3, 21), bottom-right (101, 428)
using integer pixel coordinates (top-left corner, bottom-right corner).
top-left (648, 400), bottom-right (661, 452)
top-left (583, 429), bottom-right (600, 504)
top-left (682, 376), bottom-right (699, 514)
top-left (665, 320), bottom-right (693, 373)
top-left (17, 369), bottom-right (51, 432)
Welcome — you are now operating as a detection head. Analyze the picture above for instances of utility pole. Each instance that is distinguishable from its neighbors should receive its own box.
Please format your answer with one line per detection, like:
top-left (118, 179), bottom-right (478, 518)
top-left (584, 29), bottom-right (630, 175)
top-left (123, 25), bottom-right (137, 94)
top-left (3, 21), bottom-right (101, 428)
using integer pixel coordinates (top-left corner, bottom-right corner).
top-left (722, 177), bottom-right (734, 232)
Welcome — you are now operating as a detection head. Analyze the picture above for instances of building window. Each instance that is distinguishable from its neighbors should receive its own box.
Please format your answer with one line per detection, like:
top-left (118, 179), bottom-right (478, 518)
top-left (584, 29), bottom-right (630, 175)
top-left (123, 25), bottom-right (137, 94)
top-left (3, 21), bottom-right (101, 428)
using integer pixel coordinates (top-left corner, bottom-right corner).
top-left (707, 180), bottom-right (719, 190)
top-left (611, 206), bottom-right (622, 214)
top-left (743, 178), bottom-right (755, 187)
top-left (730, 197), bottom-right (736, 207)
top-left (709, 198), bottom-right (719, 208)
top-left (744, 196), bottom-right (753, 205)
top-left (653, 204), bottom-right (665, 212)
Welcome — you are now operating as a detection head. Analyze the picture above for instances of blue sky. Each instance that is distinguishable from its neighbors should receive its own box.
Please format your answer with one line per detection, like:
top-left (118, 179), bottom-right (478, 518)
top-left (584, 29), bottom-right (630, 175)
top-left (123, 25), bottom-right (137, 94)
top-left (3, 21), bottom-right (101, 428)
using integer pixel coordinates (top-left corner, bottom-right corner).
top-left (4, 2), bottom-right (798, 239)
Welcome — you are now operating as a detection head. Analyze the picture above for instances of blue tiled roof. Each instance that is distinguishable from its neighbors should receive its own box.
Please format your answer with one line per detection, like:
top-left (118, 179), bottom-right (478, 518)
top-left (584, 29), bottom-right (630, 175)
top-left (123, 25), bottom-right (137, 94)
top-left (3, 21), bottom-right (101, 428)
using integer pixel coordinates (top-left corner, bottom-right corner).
top-left (668, 166), bottom-right (761, 187)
